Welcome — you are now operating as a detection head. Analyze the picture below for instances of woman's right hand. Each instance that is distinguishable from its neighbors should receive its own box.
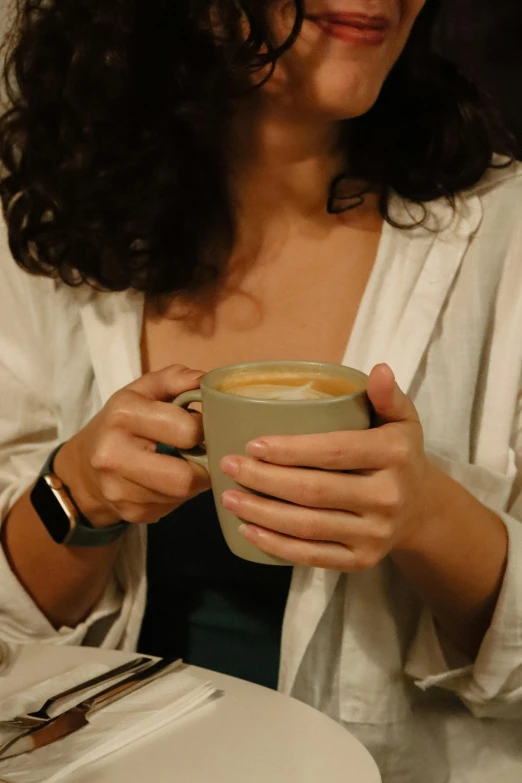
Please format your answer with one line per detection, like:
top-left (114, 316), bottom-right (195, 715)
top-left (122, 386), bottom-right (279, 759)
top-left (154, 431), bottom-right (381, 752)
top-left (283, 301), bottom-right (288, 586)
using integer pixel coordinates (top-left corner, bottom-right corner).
top-left (53, 365), bottom-right (211, 528)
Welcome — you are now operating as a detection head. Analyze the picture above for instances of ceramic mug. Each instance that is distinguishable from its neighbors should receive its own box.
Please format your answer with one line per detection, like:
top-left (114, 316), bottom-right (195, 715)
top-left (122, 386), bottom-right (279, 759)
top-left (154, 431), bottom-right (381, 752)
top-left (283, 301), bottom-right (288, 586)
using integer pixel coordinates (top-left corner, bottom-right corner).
top-left (173, 360), bottom-right (371, 565)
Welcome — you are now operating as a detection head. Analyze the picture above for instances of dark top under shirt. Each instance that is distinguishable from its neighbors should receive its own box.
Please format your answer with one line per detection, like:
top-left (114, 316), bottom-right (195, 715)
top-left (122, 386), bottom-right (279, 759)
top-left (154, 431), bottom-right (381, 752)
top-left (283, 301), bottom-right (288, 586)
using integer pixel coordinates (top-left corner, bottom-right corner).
top-left (138, 488), bottom-right (293, 689)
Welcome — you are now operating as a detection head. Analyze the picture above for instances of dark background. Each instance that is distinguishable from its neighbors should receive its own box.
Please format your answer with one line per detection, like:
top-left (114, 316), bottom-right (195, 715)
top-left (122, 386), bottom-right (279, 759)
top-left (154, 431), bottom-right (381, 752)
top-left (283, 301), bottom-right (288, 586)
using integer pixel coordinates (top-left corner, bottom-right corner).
top-left (439, 0), bottom-right (522, 155)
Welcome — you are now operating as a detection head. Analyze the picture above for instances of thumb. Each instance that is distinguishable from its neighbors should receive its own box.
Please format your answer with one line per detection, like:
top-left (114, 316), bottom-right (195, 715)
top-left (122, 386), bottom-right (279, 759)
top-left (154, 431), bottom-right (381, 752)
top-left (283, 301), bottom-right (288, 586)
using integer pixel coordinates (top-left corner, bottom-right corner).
top-left (367, 364), bottom-right (419, 424)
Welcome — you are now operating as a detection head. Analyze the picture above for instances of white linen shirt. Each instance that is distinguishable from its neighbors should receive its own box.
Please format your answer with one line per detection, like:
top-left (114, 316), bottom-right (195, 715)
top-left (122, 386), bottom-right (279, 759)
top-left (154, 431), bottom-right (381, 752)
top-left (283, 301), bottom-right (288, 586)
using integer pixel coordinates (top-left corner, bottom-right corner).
top-left (1, 163), bottom-right (522, 783)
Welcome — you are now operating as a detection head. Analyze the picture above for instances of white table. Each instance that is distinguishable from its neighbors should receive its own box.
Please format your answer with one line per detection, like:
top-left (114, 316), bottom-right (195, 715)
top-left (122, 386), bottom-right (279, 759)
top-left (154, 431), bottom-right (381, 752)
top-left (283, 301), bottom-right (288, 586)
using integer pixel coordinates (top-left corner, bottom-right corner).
top-left (0, 644), bottom-right (381, 783)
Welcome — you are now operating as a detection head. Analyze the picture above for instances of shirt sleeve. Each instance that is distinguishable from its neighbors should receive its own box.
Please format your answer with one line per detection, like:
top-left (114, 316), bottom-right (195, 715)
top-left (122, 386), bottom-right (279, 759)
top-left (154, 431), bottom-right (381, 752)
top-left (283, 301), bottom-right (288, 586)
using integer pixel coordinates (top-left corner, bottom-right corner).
top-left (0, 244), bottom-right (124, 646)
top-left (405, 391), bottom-right (522, 720)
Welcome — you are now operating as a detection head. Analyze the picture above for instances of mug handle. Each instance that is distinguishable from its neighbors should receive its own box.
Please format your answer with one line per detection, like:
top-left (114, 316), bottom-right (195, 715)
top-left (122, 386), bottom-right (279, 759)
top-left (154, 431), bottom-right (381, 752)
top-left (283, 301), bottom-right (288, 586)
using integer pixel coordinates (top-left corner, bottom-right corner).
top-left (171, 390), bottom-right (210, 472)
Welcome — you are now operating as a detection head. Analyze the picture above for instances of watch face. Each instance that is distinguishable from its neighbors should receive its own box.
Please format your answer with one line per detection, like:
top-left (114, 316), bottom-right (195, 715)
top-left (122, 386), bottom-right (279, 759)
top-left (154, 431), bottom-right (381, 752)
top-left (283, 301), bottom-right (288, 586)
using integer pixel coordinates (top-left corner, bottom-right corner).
top-left (30, 477), bottom-right (73, 544)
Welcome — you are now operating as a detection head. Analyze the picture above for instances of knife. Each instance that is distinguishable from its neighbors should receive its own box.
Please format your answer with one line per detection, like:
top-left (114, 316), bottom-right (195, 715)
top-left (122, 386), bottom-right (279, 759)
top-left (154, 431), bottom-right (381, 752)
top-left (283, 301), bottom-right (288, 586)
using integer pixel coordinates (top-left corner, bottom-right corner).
top-left (7, 655), bottom-right (153, 728)
top-left (0, 656), bottom-right (182, 760)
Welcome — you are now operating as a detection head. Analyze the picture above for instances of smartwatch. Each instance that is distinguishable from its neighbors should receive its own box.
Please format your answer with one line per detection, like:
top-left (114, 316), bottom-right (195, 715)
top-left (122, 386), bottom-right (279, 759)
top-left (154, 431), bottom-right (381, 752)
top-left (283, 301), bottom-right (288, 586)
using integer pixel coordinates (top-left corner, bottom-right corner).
top-left (30, 444), bottom-right (129, 546)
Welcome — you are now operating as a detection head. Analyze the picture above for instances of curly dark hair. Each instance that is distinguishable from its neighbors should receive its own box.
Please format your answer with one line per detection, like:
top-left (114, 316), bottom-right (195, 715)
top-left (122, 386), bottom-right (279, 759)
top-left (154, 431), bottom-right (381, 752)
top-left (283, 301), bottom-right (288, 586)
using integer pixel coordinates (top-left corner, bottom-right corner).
top-left (0, 0), bottom-right (513, 295)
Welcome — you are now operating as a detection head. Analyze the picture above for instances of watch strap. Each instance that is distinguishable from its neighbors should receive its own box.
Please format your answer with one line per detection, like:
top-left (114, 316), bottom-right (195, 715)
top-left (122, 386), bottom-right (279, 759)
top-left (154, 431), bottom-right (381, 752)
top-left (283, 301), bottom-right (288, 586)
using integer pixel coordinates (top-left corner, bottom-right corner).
top-left (38, 444), bottom-right (129, 546)
top-left (41, 443), bottom-right (66, 475)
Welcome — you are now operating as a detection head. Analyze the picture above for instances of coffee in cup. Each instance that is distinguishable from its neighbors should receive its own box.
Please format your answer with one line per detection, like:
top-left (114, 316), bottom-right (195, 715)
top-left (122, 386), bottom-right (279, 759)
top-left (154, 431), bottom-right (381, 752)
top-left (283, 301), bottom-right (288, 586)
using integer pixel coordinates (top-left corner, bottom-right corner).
top-left (219, 372), bottom-right (361, 400)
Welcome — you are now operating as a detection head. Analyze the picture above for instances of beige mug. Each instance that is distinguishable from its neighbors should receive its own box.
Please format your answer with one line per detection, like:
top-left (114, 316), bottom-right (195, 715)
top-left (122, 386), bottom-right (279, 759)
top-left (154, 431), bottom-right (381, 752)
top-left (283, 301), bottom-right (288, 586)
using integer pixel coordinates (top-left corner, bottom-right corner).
top-left (173, 360), bottom-right (371, 565)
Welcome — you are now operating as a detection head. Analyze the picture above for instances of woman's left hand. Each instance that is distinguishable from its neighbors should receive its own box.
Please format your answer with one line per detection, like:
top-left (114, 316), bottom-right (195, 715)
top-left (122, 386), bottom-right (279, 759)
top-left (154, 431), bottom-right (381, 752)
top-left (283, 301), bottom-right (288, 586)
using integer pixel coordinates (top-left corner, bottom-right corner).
top-left (220, 363), bottom-right (436, 571)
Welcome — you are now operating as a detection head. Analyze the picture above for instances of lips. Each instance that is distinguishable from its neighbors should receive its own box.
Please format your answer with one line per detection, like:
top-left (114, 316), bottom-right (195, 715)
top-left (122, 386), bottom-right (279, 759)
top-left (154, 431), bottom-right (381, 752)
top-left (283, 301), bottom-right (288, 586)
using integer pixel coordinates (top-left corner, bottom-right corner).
top-left (307, 11), bottom-right (391, 44)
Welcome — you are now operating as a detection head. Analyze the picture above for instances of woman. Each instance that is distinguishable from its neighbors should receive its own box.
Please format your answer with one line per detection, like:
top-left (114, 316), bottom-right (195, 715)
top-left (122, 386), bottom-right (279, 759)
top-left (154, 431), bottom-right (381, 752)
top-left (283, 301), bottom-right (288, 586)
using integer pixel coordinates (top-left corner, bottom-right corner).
top-left (0, 1), bottom-right (521, 781)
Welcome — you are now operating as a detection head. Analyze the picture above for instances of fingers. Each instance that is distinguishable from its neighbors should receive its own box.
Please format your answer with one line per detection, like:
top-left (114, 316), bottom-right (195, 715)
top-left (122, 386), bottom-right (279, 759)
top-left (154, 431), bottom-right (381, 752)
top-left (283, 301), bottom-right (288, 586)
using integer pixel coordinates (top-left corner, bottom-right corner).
top-left (240, 528), bottom-right (359, 571)
top-left (366, 363), bottom-right (419, 425)
top-left (104, 390), bottom-right (205, 450)
top-left (221, 491), bottom-right (392, 571)
top-left (125, 451), bottom-right (211, 498)
top-left (125, 364), bottom-right (205, 402)
top-left (222, 489), bottom-right (361, 542)
top-left (245, 427), bottom-right (410, 471)
top-left (98, 475), bottom-right (184, 524)
top-left (91, 434), bottom-right (211, 500)
top-left (221, 455), bottom-right (377, 513)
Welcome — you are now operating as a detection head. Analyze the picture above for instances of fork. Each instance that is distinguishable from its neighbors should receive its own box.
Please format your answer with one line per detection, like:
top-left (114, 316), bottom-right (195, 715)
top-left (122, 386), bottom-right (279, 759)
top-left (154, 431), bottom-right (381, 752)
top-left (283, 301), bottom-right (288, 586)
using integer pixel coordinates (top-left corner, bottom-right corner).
top-left (0, 655), bottom-right (152, 729)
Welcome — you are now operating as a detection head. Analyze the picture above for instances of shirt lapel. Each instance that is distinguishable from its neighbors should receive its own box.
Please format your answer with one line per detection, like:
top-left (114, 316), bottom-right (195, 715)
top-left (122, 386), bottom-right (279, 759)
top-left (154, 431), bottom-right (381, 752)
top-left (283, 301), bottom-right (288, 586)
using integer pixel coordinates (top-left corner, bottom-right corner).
top-left (280, 192), bottom-right (483, 695)
top-left (385, 193), bottom-right (483, 394)
top-left (79, 290), bottom-right (144, 403)
top-left (345, 192), bottom-right (483, 394)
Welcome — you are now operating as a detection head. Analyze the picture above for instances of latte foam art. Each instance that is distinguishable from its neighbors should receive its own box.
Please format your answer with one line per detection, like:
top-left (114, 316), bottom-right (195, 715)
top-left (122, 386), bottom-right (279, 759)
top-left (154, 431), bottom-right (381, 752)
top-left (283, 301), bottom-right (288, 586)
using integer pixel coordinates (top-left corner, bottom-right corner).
top-left (227, 382), bottom-right (333, 400)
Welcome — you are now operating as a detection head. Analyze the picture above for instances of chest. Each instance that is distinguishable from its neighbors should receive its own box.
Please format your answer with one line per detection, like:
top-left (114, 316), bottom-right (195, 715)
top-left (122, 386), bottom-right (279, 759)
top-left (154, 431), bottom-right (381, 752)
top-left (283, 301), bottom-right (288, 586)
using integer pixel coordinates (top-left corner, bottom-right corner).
top-left (142, 225), bottom-right (381, 374)
top-left (72, 195), bottom-right (508, 466)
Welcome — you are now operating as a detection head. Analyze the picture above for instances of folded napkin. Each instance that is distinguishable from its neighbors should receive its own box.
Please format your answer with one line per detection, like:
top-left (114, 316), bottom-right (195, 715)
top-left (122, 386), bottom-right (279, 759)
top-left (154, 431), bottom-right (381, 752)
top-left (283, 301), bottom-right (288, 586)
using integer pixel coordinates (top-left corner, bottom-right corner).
top-left (0, 663), bottom-right (111, 723)
top-left (0, 662), bottom-right (219, 783)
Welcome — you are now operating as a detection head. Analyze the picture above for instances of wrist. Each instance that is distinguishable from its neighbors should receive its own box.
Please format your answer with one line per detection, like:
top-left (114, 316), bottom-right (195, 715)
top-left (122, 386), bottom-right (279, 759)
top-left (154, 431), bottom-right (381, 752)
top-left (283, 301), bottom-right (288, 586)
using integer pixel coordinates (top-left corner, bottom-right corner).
top-left (389, 463), bottom-right (508, 659)
top-left (392, 463), bottom-right (449, 557)
top-left (53, 440), bottom-right (122, 528)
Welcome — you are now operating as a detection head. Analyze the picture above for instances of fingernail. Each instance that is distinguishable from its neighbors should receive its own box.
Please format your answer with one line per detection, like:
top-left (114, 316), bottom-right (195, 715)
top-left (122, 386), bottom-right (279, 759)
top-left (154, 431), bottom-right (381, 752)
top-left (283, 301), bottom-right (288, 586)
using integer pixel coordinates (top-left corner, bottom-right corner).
top-left (246, 440), bottom-right (268, 459)
top-left (222, 490), bottom-right (240, 511)
top-left (239, 523), bottom-right (259, 542)
top-left (221, 456), bottom-right (240, 477)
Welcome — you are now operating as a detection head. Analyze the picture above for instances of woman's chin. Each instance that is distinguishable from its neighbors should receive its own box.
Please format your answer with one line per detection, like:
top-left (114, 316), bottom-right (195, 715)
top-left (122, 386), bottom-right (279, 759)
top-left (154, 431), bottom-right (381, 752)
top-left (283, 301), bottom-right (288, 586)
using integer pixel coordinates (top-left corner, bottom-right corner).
top-left (300, 70), bottom-right (385, 121)
top-left (307, 88), bottom-right (382, 122)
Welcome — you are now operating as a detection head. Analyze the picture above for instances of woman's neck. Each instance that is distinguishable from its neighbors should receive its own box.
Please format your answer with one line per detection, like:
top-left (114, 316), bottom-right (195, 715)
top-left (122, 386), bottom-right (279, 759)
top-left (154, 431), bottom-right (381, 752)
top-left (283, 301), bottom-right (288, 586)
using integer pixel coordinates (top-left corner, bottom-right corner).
top-left (229, 97), bottom-right (346, 223)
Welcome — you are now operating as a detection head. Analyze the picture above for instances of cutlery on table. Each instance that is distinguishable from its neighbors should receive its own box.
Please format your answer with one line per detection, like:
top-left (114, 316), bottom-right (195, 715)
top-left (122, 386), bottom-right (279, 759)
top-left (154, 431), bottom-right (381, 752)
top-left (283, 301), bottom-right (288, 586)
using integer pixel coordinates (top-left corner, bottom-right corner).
top-left (0, 656), bottom-right (153, 730)
top-left (0, 656), bottom-right (182, 760)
